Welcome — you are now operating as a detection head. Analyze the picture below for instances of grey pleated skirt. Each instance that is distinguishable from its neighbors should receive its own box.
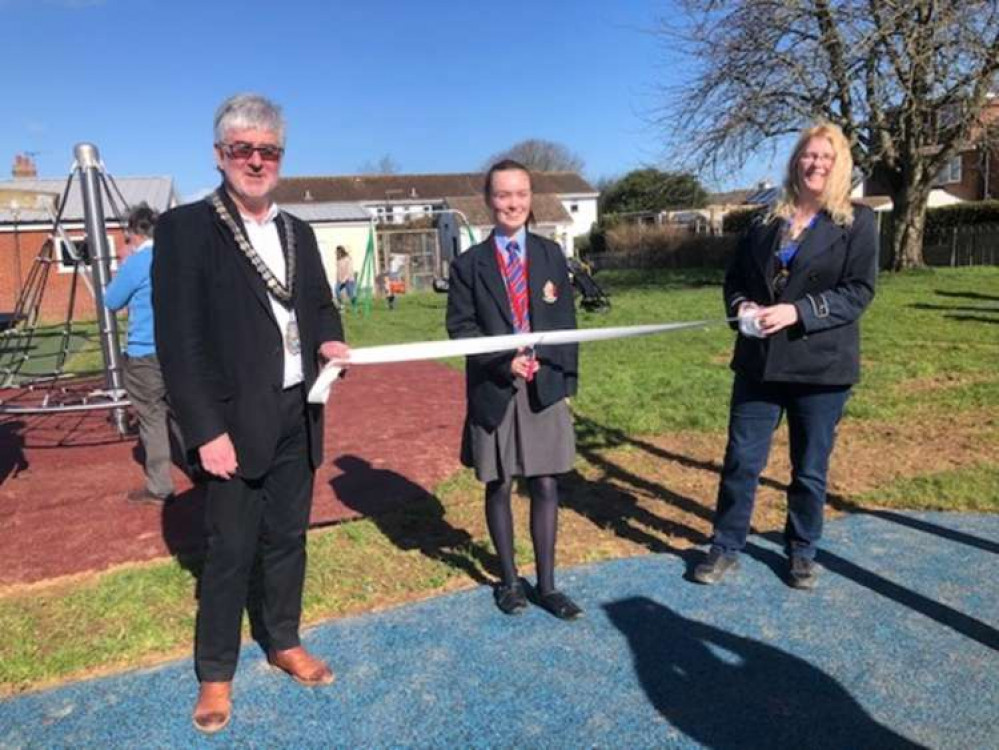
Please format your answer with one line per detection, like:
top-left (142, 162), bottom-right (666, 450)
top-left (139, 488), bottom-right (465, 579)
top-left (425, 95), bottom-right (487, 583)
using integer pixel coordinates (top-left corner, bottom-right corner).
top-left (462, 379), bottom-right (576, 483)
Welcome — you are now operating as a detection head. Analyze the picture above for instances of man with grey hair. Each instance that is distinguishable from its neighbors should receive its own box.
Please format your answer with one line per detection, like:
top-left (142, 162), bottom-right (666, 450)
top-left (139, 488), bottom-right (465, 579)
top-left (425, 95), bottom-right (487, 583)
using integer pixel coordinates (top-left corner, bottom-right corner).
top-left (153, 93), bottom-right (348, 734)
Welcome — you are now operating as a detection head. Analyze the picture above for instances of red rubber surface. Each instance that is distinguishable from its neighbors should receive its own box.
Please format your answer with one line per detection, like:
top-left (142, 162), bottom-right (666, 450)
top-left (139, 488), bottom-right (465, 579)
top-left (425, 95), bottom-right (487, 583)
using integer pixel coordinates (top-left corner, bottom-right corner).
top-left (0, 361), bottom-right (465, 586)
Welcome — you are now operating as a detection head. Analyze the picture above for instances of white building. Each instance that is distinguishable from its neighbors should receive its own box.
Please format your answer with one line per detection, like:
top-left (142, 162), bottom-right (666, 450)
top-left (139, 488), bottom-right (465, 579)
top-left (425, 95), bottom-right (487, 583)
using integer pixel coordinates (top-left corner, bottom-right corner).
top-left (274, 171), bottom-right (598, 258)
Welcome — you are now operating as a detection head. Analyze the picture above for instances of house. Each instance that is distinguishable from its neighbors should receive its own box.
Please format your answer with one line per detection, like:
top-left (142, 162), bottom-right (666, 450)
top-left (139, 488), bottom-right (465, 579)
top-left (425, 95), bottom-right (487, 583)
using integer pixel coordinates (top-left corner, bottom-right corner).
top-left (650, 184), bottom-right (774, 234)
top-left (860, 94), bottom-right (999, 207)
top-left (0, 154), bottom-right (180, 322)
top-left (667, 187), bottom-right (767, 234)
top-left (273, 171), bottom-right (599, 259)
top-left (279, 202), bottom-right (375, 293)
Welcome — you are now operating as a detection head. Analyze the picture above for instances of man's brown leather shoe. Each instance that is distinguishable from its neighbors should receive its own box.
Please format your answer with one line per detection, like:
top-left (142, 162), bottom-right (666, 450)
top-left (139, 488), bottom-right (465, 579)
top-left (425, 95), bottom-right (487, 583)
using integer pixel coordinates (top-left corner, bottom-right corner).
top-left (192, 681), bottom-right (232, 734)
top-left (267, 646), bottom-right (335, 687)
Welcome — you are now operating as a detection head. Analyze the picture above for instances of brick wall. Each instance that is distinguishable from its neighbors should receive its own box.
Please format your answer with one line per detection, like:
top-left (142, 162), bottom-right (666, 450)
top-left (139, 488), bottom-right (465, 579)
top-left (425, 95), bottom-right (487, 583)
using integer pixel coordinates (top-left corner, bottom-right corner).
top-left (0, 227), bottom-right (127, 323)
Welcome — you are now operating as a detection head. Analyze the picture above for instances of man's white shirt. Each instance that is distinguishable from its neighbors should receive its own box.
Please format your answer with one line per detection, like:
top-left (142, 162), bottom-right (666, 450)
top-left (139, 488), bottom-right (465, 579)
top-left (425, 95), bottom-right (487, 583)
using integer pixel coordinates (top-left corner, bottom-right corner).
top-left (242, 204), bottom-right (303, 389)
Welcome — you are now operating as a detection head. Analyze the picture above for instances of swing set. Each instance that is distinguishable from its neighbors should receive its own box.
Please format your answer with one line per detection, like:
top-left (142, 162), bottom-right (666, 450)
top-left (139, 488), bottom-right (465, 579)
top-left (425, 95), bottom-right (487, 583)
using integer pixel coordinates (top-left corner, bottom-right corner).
top-left (0, 144), bottom-right (132, 435)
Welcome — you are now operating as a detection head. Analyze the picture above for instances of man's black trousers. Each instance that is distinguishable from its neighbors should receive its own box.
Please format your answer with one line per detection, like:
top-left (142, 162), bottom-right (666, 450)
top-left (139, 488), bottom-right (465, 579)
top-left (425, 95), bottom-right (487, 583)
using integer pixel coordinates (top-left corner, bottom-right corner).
top-left (194, 385), bottom-right (314, 682)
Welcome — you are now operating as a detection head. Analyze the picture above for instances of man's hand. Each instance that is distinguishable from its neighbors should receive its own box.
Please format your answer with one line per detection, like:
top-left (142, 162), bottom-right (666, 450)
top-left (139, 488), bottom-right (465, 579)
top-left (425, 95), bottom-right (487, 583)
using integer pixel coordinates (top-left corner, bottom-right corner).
top-left (756, 303), bottom-right (799, 336)
top-left (511, 349), bottom-right (539, 380)
top-left (199, 433), bottom-right (238, 479)
top-left (319, 340), bottom-right (350, 363)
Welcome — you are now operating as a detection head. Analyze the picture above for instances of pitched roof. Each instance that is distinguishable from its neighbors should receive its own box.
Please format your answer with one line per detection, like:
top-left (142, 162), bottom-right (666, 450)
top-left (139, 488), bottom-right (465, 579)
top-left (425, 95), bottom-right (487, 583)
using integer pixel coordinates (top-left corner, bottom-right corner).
top-left (444, 194), bottom-right (572, 227)
top-left (273, 171), bottom-right (597, 204)
top-left (0, 176), bottom-right (179, 224)
top-left (281, 202), bottom-right (372, 223)
top-left (707, 189), bottom-right (754, 206)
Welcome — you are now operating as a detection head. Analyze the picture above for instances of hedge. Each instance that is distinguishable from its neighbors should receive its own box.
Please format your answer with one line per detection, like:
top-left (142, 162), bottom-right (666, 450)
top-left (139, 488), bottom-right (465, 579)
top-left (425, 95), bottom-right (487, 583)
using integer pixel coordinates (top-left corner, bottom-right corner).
top-left (924, 200), bottom-right (999, 230)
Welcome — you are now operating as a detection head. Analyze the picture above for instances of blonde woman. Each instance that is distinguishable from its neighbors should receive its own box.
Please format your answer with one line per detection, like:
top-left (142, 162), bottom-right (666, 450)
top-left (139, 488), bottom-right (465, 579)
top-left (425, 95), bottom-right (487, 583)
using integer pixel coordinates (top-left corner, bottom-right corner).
top-left (694, 122), bottom-right (878, 590)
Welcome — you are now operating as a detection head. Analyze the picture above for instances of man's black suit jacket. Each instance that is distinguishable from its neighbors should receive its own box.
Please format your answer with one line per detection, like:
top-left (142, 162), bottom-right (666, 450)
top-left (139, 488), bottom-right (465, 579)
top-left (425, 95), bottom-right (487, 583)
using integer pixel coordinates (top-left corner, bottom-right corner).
top-left (152, 190), bottom-right (343, 479)
top-left (446, 231), bottom-right (578, 431)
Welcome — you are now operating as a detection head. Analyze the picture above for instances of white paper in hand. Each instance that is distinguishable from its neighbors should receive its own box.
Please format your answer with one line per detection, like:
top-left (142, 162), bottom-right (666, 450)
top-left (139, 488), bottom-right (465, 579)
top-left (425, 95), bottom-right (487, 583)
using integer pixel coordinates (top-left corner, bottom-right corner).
top-left (738, 310), bottom-right (766, 338)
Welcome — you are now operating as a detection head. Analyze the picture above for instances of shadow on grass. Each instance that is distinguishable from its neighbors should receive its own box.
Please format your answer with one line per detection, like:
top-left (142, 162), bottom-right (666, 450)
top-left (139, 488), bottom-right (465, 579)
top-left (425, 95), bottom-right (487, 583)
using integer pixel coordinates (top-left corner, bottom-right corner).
top-left (605, 596), bottom-right (926, 749)
top-left (563, 415), bottom-right (711, 569)
top-left (575, 414), bottom-right (999, 651)
top-left (908, 302), bottom-right (999, 314)
top-left (331, 454), bottom-right (498, 586)
top-left (579, 413), bottom-right (996, 556)
top-left (934, 289), bottom-right (999, 302)
top-left (945, 314), bottom-right (999, 324)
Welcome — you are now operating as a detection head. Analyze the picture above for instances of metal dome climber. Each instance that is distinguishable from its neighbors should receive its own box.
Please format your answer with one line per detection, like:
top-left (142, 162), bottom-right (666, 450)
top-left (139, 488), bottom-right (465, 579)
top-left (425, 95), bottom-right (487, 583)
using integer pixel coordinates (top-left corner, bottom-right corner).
top-left (0, 143), bottom-right (132, 435)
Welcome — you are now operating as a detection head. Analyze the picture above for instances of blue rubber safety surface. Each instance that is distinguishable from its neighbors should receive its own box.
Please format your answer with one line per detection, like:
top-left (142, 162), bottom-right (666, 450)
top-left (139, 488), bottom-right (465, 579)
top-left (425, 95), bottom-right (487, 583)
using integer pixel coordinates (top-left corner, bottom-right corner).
top-left (1, 511), bottom-right (997, 749)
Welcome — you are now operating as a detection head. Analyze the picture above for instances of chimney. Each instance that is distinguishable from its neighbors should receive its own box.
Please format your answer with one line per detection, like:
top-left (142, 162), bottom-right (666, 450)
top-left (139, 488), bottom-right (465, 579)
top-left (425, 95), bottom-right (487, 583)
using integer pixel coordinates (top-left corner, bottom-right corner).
top-left (12, 153), bottom-right (38, 179)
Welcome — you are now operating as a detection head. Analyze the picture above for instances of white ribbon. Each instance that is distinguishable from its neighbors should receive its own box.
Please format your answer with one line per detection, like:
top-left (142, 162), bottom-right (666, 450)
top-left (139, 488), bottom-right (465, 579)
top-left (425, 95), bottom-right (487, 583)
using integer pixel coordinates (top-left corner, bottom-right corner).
top-left (308, 319), bottom-right (730, 404)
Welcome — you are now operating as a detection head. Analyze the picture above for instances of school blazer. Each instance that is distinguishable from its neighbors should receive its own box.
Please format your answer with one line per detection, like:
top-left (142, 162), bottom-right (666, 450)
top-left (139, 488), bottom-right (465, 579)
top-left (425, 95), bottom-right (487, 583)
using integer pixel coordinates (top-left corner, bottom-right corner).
top-left (446, 231), bottom-right (578, 431)
top-left (723, 205), bottom-right (878, 386)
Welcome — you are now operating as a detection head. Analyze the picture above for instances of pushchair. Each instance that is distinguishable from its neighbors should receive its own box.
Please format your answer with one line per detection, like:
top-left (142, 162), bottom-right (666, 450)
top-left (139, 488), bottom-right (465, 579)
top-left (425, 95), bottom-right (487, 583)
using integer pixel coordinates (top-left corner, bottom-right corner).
top-left (566, 257), bottom-right (610, 312)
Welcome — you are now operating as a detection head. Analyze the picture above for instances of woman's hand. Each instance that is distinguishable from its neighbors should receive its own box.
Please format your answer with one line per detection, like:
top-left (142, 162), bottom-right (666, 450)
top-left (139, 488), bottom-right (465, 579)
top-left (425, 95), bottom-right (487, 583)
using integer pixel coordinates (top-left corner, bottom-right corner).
top-left (510, 348), bottom-right (539, 380)
top-left (756, 304), bottom-right (799, 336)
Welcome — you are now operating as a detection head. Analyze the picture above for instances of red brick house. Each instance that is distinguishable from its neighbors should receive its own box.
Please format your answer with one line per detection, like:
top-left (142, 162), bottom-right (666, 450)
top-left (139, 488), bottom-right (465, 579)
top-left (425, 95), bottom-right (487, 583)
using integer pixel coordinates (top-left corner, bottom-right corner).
top-left (0, 155), bottom-right (180, 323)
top-left (861, 95), bottom-right (999, 205)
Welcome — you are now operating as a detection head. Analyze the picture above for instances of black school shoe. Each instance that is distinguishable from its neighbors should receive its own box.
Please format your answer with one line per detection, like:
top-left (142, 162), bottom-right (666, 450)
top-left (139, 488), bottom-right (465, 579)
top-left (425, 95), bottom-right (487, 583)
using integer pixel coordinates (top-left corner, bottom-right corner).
top-left (493, 580), bottom-right (529, 615)
top-left (536, 590), bottom-right (583, 621)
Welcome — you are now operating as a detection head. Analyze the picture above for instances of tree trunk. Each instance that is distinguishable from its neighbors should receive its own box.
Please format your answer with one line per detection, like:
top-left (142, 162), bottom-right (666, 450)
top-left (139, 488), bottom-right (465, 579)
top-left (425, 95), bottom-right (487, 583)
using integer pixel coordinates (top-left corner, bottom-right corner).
top-left (888, 186), bottom-right (930, 271)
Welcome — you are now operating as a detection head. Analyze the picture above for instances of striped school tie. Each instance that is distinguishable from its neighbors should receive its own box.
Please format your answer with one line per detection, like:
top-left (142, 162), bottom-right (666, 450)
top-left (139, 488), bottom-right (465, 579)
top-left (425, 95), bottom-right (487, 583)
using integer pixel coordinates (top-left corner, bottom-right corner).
top-left (504, 240), bottom-right (529, 333)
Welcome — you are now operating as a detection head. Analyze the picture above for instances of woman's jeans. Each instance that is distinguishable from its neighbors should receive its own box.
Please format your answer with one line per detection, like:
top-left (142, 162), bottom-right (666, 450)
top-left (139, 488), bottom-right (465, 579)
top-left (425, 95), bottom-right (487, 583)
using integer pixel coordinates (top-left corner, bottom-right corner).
top-left (711, 375), bottom-right (851, 560)
top-left (336, 280), bottom-right (356, 305)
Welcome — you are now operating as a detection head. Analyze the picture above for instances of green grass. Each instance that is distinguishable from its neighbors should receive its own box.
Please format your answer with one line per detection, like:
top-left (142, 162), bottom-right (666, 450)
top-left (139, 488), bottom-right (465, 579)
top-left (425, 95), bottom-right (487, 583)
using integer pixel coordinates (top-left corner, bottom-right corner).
top-left (2, 266), bottom-right (997, 694)
top-left (860, 463), bottom-right (999, 512)
top-left (0, 321), bottom-right (107, 383)
top-left (358, 267), bottom-right (999, 436)
top-left (45, 266), bottom-right (999, 436)
top-left (849, 267), bottom-right (999, 421)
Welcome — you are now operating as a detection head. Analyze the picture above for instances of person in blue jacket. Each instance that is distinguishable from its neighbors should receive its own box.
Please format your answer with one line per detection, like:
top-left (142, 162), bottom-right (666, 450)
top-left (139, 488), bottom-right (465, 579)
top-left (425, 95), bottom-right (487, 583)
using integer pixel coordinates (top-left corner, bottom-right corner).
top-left (105, 203), bottom-right (176, 502)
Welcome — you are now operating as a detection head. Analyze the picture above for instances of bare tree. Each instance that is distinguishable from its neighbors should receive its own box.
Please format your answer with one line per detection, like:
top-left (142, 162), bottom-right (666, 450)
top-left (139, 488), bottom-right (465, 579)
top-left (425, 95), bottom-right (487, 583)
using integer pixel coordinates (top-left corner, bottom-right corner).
top-left (483, 139), bottom-right (585, 172)
top-left (661, 1), bottom-right (999, 270)
top-left (357, 154), bottom-right (400, 175)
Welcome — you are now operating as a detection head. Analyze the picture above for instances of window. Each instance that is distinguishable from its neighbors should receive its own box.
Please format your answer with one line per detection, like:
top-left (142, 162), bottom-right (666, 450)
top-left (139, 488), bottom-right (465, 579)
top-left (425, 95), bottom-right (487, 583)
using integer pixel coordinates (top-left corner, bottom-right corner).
top-left (57, 235), bottom-right (117, 273)
top-left (569, 203), bottom-right (579, 213)
top-left (934, 155), bottom-right (963, 185)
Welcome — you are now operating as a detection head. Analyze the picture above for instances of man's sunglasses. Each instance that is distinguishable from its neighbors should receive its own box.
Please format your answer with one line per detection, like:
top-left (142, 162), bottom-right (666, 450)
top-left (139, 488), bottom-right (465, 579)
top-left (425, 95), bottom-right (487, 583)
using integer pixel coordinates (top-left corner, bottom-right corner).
top-left (218, 141), bottom-right (284, 162)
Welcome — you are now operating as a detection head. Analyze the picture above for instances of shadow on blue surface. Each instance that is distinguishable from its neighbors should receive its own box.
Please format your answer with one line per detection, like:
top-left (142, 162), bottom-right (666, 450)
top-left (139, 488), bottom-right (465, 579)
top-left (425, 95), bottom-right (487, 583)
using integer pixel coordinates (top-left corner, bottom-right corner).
top-left (606, 597), bottom-right (924, 749)
top-left (828, 505), bottom-right (999, 555)
top-left (751, 526), bottom-right (999, 652)
top-left (1, 512), bottom-right (996, 749)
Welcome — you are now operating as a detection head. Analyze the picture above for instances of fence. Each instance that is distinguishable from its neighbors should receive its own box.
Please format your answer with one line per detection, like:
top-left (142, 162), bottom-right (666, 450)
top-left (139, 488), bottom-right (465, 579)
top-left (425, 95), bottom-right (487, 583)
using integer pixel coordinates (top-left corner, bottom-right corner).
top-left (375, 228), bottom-right (440, 292)
top-left (921, 223), bottom-right (999, 267)
top-left (588, 220), bottom-right (999, 271)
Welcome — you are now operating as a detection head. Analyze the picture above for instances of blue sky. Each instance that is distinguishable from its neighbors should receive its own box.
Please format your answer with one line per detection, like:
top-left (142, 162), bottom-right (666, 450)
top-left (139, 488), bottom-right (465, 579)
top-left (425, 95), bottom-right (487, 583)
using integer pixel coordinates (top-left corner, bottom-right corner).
top-left (2, 0), bottom-right (780, 200)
